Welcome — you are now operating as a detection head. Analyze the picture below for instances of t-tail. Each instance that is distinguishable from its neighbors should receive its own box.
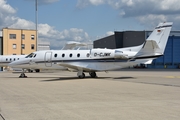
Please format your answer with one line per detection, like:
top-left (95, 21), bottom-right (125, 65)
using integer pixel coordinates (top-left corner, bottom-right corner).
top-left (134, 22), bottom-right (173, 60)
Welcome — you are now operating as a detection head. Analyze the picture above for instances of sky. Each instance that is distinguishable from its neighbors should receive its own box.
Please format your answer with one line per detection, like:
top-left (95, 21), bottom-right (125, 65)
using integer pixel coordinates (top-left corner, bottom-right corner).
top-left (0, 0), bottom-right (180, 49)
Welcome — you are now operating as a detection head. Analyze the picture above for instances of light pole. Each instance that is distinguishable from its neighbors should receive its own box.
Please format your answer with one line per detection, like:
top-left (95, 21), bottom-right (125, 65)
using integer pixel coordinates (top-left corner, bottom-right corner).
top-left (35, 0), bottom-right (38, 51)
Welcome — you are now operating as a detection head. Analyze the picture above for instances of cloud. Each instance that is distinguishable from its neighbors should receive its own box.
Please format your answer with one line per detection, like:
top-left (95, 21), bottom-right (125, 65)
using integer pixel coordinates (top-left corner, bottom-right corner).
top-left (77, 0), bottom-right (180, 16)
top-left (77, 0), bottom-right (180, 29)
top-left (0, 0), bottom-right (16, 28)
top-left (0, 0), bottom-right (90, 49)
top-left (9, 20), bottom-right (90, 49)
top-left (106, 31), bottom-right (114, 36)
top-left (0, 0), bottom-right (16, 14)
top-left (77, 0), bottom-right (105, 8)
top-left (38, 24), bottom-right (90, 49)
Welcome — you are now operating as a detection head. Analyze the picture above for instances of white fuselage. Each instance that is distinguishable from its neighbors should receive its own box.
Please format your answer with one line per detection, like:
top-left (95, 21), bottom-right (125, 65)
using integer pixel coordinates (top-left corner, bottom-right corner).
top-left (0, 55), bottom-right (26, 67)
top-left (8, 46), bottom-right (151, 71)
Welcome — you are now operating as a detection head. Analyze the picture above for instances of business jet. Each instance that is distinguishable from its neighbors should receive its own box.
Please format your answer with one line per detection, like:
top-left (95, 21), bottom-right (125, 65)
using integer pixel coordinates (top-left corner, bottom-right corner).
top-left (0, 55), bottom-right (41, 72)
top-left (9, 22), bottom-right (173, 78)
top-left (0, 55), bottom-right (25, 67)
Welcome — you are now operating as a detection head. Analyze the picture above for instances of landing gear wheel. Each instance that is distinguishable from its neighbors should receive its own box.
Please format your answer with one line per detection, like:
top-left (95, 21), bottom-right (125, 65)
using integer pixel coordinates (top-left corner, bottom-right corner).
top-left (35, 69), bottom-right (40, 72)
top-left (19, 73), bottom-right (27, 78)
top-left (28, 69), bottom-right (33, 72)
top-left (89, 72), bottom-right (97, 78)
top-left (78, 73), bottom-right (85, 79)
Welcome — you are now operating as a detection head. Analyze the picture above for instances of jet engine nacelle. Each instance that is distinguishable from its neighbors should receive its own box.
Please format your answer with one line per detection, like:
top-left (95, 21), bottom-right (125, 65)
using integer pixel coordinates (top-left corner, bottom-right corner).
top-left (114, 50), bottom-right (129, 59)
top-left (90, 49), bottom-right (114, 58)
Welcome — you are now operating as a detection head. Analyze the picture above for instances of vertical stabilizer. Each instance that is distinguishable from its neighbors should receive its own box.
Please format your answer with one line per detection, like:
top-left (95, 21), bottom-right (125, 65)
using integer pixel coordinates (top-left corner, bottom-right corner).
top-left (135, 22), bottom-right (173, 58)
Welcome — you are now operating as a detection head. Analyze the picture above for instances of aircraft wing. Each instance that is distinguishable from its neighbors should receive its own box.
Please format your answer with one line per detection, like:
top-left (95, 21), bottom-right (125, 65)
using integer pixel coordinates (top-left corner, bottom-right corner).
top-left (58, 61), bottom-right (123, 72)
top-left (58, 62), bottom-right (97, 72)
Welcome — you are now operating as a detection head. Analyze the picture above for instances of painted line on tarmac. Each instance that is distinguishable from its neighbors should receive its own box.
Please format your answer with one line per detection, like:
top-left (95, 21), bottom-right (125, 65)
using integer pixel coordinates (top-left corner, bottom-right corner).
top-left (165, 76), bottom-right (180, 78)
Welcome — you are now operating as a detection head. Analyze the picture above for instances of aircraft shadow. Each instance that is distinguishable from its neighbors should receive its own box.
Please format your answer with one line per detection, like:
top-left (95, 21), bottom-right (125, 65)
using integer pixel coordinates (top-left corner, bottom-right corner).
top-left (41, 76), bottom-right (111, 82)
top-left (113, 77), bottom-right (136, 79)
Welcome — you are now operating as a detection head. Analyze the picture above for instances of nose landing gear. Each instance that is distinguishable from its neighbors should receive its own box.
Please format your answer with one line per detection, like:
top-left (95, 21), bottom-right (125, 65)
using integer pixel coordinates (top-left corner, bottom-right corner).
top-left (19, 69), bottom-right (27, 78)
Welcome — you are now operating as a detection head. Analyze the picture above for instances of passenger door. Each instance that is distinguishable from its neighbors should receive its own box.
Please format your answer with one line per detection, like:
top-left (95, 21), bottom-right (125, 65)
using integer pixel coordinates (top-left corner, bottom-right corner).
top-left (45, 52), bottom-right (52, 67)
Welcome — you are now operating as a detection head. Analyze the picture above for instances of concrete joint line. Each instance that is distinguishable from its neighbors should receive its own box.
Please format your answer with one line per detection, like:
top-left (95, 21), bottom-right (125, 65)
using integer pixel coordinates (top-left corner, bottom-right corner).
top-left (0, 112), bottom-right (5, 120)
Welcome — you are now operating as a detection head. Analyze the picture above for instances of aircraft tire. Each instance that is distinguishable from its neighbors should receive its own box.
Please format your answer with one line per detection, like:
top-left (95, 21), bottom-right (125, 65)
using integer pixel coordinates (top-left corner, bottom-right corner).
top-left (28, 69), bottom-right (33, 73)
top-left (35, 69), bottom-right (40, 72)
top-left (89, 72), bottom-right (97, 78)
top-left (78, 73), bottom-right (85, 79)
top-left (19, 73), bottom-right (27, 78)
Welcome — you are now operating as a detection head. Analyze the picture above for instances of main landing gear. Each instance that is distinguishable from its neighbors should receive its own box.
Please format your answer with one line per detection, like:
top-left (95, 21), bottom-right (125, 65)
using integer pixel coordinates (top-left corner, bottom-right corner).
top-left (77, 71), bottom-right (85, 78)
top-left (89, 72), bottom-right (97, 78)
top-left (77, 71), bottom-right (97, 79)
top-left (27, 69), bottom-right (40, 73)
top-left (19, 69), bottom-right (27, 78)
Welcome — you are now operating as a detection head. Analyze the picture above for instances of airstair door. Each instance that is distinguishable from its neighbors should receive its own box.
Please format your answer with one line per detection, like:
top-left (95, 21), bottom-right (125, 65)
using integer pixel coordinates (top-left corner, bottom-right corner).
top-left (45, 52), bottom-right (52, 67)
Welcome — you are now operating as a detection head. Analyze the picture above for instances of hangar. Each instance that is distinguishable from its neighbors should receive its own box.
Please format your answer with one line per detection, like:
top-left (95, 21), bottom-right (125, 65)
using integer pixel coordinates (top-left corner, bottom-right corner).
top-left (93, 31), bottom-right (180, 69)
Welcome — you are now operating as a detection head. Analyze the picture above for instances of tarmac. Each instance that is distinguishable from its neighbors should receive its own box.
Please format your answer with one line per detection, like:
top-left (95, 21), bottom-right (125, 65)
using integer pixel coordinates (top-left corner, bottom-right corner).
top-left (0, 70), bottom-right (180, 120)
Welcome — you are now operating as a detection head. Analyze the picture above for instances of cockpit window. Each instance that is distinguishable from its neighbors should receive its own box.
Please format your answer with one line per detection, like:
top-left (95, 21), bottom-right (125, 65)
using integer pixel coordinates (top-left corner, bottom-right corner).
top-left (34, 54), bottom-right (37, 58)
top-left (25, 53), bottom-right (35, 58)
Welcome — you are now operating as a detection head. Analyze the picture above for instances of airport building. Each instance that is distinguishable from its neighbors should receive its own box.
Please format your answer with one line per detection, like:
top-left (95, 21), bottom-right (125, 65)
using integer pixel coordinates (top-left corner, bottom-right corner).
top-left (94, 31), bottom-right (180, 69)
top-left (0, 28), bottom-right (50, 55)
top-left (38, 41), bottom-right (50, 51)
top-left (0, 28), bottom-right (50, 71)
top-left (1, 28), bottom-right (37, 55)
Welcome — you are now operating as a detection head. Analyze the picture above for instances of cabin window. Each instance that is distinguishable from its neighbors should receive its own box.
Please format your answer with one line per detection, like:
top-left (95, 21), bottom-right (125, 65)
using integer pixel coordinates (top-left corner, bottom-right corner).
top-left (34, 54), bottom-right (37, 58)
top-left (10, 58), bottom-right (12, 61)
top-left (6, 58), bottom-right (8, 61)
top-left (14, 58), bottom-right (16, 61)
top-left (87, 53), bottom-right (90, 57)
top-left (62, 54), bottom-right (65, 57)
top-left (69, 53), bottom-right (72, 57)
top-left (77, 53), bottom-right (80, 57)
top-left (54, 54), bottom-right (57, 57)
top-left (17, 58), bottom-right (19, 60)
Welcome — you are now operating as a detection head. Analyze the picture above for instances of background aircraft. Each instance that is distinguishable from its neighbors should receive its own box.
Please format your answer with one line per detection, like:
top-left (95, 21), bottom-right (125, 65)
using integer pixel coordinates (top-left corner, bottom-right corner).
top-left (0, 55), bottom-right (25, 67)
top-left (0, 55), bottom-right (40, 72)
top-left (9, 22), bottom-right (173, 78)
